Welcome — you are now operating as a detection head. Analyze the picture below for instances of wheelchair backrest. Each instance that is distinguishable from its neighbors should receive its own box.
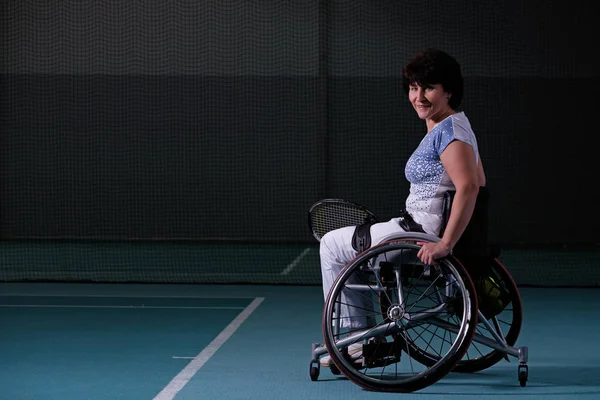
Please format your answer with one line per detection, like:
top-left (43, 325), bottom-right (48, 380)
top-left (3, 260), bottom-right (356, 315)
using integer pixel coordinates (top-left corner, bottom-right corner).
top-left (439, 186), bottom-right (490, 258)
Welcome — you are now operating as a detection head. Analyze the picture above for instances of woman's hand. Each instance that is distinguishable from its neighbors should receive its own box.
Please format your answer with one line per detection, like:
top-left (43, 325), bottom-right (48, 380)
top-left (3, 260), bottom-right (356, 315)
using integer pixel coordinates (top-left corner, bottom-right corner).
top-left (416, 241), bottom-right (452, 265)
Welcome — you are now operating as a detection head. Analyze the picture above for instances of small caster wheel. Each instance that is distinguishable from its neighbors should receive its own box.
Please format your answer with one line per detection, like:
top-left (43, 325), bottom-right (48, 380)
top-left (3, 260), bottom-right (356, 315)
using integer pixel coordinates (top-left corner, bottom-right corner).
top-left (309, 362), bottom-right (320, 381)
top-left (518, 364), bottom-right (528, 387)
top-left (330, 363), bottom-right (341, 375)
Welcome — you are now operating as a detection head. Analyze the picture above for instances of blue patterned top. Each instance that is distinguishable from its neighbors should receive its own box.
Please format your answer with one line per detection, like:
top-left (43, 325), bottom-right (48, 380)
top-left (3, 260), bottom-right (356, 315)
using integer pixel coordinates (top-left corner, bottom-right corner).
top-left (404, 112), bottom-right (479, 216)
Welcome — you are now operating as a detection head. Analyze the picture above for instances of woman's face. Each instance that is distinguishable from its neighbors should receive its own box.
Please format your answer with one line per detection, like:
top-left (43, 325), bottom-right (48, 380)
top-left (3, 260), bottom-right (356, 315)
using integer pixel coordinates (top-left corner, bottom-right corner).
top-left (408, 83), bottom-right (452, 121)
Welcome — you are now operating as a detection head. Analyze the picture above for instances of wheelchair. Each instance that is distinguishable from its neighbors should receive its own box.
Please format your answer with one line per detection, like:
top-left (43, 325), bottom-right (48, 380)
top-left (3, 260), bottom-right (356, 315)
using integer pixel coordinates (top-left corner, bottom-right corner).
top-left (308, 187), bottom-right (529, 392)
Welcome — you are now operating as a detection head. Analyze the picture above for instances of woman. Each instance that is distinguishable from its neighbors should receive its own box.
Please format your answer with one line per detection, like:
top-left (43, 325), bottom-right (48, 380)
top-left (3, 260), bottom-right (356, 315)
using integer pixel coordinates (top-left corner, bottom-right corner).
top-left (319, 48), bottom-right (486, 366)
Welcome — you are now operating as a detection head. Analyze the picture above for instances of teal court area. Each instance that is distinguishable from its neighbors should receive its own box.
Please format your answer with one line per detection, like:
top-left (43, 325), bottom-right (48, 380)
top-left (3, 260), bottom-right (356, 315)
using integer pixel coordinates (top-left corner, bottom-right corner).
top-left (2, 282), bottom-right (600, 400)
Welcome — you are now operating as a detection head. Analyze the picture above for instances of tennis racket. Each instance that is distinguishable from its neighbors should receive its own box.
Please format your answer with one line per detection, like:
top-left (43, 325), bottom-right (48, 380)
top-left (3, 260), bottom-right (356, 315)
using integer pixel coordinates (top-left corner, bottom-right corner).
top-left (308, 198), bottom-right (379, 242)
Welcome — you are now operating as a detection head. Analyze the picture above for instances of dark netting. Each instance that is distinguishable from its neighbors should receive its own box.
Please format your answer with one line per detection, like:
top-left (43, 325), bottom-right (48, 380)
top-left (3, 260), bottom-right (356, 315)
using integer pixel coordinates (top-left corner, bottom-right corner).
top-left (1, 0), bottom-right (598, 286)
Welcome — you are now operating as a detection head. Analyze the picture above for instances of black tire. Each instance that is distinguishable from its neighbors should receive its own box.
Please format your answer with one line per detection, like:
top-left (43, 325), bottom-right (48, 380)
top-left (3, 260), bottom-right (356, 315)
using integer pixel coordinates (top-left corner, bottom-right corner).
top-left (309, 365), bottom-right (320, 381)
top-left (322, 239), bottom-right (478, 392)
top-left (518, 364), bottom-right (528, 387)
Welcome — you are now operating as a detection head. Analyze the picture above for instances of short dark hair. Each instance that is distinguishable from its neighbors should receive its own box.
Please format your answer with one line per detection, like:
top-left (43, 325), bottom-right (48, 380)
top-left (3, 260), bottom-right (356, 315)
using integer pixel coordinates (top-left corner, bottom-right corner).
top-left (402, 48), bottom-right (464, 109)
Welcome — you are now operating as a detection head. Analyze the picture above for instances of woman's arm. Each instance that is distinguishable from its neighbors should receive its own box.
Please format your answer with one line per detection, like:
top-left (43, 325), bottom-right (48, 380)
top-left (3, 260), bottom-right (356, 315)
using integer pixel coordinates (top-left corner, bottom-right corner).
top-left (438, 140), bottom-right (480, 250)
top-left (417, 140), bottom-right (480, 264)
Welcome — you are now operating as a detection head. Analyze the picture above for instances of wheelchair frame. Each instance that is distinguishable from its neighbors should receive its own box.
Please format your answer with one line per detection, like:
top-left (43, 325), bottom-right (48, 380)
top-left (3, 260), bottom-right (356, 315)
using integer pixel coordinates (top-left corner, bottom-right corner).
top-left (309, 231), bottom-right (529, 392)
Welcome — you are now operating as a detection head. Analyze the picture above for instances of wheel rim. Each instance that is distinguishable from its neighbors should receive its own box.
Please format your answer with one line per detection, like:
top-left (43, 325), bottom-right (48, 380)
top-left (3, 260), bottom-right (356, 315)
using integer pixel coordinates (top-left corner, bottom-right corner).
top-left (456, 258), bottom-right (522, 370)
top-left (322, 239), bottom-right (478, 391)
top-left (399, 257), bottom-right (523, 372)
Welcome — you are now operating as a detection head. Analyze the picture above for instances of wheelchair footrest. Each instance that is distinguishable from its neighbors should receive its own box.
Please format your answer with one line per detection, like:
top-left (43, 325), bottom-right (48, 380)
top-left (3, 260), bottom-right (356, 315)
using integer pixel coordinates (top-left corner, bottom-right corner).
top-left (362, 338), bottom-right (402, 368)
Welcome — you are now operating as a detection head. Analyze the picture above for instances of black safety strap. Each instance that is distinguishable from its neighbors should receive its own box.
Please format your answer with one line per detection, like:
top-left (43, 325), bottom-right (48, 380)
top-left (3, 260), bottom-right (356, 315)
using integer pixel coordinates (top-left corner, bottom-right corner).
top-left (398, 210), bottom-right (426, 233)
top-left (351, 222), bottom-right (375, 252)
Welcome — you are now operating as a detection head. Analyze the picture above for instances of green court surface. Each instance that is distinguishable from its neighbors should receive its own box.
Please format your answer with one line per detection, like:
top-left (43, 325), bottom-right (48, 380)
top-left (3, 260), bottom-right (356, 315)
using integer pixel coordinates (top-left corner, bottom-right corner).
top-left (1, 283), bottom-right (600, 400)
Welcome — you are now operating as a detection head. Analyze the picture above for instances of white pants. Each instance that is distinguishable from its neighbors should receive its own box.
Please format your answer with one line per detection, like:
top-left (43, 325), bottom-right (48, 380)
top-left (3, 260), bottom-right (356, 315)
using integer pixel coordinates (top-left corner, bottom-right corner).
top-left (320, 212), bottom-right (442, 329)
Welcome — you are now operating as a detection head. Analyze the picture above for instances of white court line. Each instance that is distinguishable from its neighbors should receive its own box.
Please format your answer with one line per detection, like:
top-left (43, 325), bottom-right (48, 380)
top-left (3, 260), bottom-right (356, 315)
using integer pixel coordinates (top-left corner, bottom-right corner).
top-left (280, 247), bottom-right (311, 275)
top-left (153, 297), bottom-right (264, 400)
top-left (0, 305), bottom-right (245, 310)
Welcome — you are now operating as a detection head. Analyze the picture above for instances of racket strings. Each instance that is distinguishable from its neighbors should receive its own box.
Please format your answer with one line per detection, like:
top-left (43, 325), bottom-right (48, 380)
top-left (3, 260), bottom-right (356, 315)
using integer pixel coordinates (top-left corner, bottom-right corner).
top-left (310, 202), bottom-right (378, 240)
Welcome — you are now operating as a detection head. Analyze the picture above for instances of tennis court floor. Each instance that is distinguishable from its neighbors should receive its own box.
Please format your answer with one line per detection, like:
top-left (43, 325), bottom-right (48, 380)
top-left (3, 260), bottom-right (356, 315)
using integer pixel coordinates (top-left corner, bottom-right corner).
top-left (1, 283), bottom-right (600, 400)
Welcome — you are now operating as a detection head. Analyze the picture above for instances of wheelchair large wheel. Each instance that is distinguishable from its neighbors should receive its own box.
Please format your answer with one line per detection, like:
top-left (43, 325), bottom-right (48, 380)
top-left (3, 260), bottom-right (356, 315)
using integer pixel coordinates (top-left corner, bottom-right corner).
top-left (455, 257), bottom-right (523, 372)
top-left (397, 257), bottom-right (522, 373)
top-left (322, 238), bottom-right (478, 393)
